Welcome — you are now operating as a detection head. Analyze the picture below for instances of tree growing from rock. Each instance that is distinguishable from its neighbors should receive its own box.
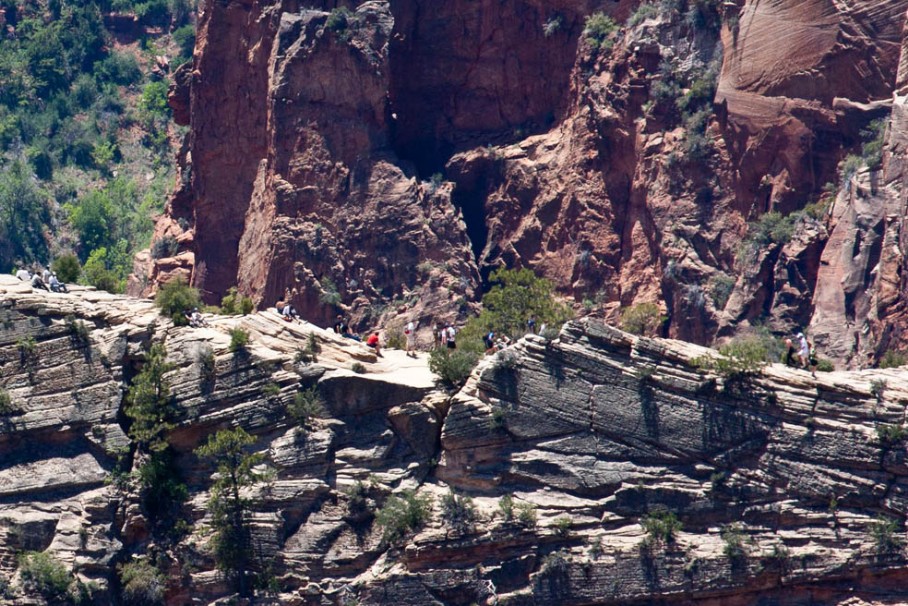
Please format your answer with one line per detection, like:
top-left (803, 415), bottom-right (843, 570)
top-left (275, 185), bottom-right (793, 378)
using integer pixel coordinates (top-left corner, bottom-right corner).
top-left (195, 427), bottom-right (271, 597)
top-left (124, 343), bottom-right (187, 531)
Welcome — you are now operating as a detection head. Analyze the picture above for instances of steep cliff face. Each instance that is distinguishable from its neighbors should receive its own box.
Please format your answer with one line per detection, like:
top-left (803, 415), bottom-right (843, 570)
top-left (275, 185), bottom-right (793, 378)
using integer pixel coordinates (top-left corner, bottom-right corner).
top-left (7, 280), bottom-right (908, 604)
top-left (146, 0), bottom-right (908, 366)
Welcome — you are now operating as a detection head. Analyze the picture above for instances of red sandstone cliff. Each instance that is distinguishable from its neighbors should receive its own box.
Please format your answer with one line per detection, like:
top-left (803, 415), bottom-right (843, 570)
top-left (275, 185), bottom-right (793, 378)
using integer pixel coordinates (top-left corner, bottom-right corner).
top-left (145, 0), bottom-right (908, 366)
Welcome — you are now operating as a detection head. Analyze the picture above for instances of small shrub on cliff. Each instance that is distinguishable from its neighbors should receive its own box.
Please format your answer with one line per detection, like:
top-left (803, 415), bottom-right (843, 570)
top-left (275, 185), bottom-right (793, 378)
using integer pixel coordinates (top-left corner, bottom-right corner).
top-left (641, 509), bottom-right (682, 547)
top-left (737, 211), bottom-right (796, 263)
top-left (620, 302), bottom-right (664, 337)
top-left (288, 387), bottom-right (325, 430)
top-left (51, 254), bottom-right (81, 283)
top-left (879, 350), bottom-right (906, 369)
top-left (155, 276), bottom-right (201, 326)
top-left (326, 6), bottom-right (354, 35)
top-left (440, 488), bottom-right (478, 536)
top-left (0, 388), bottom-right (14, 415)
top-left (150, 235), bottom-right (179, 260)
top-left (695, 335), bottom-right (771, 379)
top-left (220, 287), bottom-right (255, 316)
top-left (721, 523), bottom-right (747, 561)
top-left (429, 347), bottom-right (479, 387)
top-left (16, 336), bottom-right (37, 365)
top-left (628, 2), bottom-right (658, 27)
top-left (516, 502), bottom-right (538, 528)
top-left (119, 558), bottom-right (165, 606)
top-left (375, 490), bottom-right (433, 545)
top-left (229, 328), bottom-right (250, 353)
top-left (708, 274), bottom-right (735, 310)
top-left (870, 515), bottom-right (903, 555)
top-left (498, 494), bottom-right (515, 521)
top-left (875, 423), bottom-right (907, 447)
top-left (583, 12), bottom-right (618, 50)
top-left (18, 551), bottom-right (73, 602)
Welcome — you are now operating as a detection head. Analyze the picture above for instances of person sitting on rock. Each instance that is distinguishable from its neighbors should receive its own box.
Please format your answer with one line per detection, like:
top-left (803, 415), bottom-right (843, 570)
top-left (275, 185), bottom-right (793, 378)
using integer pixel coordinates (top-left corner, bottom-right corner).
top-left (483, 328), bottom-right (495, 352)
top-left (15, 268), bottom-right (31, 282)
top-left (282, 304), bottom-right (301, 322)
top-left (333, 314), bottom-right (347, 335)
top-left (366, 331), bottom-right (382, 357)
top-left (49, 273), bottom-right (67, 293)
top-left (189, 307), bottom-right (206, 328)
top-left (30, 272), bottom-right (48, 290)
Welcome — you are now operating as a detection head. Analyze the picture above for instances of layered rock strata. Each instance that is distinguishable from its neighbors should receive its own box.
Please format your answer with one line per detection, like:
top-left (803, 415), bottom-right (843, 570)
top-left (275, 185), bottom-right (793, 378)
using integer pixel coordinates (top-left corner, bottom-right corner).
top-left (5, 279), bottom-right (908, 604)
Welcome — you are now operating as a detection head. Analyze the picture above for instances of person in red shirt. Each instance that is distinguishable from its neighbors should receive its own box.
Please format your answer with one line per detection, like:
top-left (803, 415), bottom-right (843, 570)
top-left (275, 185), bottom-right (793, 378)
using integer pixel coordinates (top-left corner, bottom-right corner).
top-left (366, 331), bottom-right (382, 357)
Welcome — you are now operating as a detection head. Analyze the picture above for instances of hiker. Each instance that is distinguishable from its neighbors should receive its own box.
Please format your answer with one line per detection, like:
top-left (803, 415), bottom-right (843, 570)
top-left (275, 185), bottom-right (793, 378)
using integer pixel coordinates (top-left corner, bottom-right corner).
top-left (366, 331), bottom-right (382, 357)
top-left (783, 338), bottom-right (798, 367)
top-left (445, 325), bottom-right (457, 349)
top-left (527, 315), bottom-right (537, 335)
top-left (808, 340), bottom-right (819, 377)
top-left (405, 320), bottom-right (417, 357)
top-left (276, 299), bottom-right (286, 314)
top-left (433, 323), bottom-right (443, 349)
top-left (333, 314), bottom-right (347, 335)
top-left (42, 267), bottom-right (51, 285)
top-left (483, 328), bottom-right (496, 352)
top-left (15, 268), bottom-right (31, 282)
top-left (796, 332), bottom-right (810, 369)
top-left (49, 273), bottom-right (67, 293)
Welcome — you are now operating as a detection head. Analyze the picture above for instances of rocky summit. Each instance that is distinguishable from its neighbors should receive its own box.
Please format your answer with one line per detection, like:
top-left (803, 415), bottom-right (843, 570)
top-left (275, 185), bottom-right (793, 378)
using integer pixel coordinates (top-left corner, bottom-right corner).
top-left (5, 276), bottom-right (908, 604)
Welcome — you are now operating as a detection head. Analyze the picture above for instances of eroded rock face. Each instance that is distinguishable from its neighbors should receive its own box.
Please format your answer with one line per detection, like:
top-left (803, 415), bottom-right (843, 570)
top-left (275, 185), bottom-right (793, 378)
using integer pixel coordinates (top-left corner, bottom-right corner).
top-left (146, 0), bottom-right (908, 361)
top-left (7, 280), bottom-right (908, 604)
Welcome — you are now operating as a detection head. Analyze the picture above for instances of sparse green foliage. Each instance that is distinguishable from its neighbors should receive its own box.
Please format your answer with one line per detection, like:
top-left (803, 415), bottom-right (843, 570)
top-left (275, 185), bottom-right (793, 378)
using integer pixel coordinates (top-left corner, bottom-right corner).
top-left (735, 209), bottom-right (805, 265)
top-left (429, 347), bottom-right (479, 387)
top-left (155, 277), bottom-right (202, 326)
top-left (489, 405), bottom-right (507, 432)
top-left (876, 423), bottom-right (906, 447)
top-left (351, 362), bottom-right (367, 374)
top-left (229, 328), bottom-right (250, 353)
top-left (870, 515), bottom-right (903, 555)
top-left (375, 490), bottom-right (433, 544)
top-left (465, 267), bottom-right (572, 347)
top-left (319, 276), bottom-right (342, 306)
top-left (628, 2), bottom-right (659, 26)
top-left (553, 516), bottom-right (572, 536)
top-left (516, 502), bottom-right (538, 527)
top-left (66, 314), bottom-right (90, 345)
top-left (880, 350), bottom-right (906, 369)
top-left (0, 388), bottom-right (13, 415)
top-left (52, 254), bottom-right (81, 283)
top-left (641, 509), bottom-right (682, 546)
top-left (125, 343), bottom-right (175, 453)
top-left (0, 161), bottom-right (51, 269)
top-left (498, 494), bottom-right (515, 521)
top-left (440, 488), bottom-right (478, 535)
top-left (695, 335), bottom-right (772, 379)
top-left (17, 337), bottom-right (38, 365)
top-left (262, 382), bottom-right (281, 398)
top-left (870, 378), bottom-right (887, 400)
top-left (288, 387), bottom-right (325, 429)
top-left (18, 551), bottom-right (73, 602)
top-left (326, 6), bottom-right (354, 36)
top-left (119, 558), bottom-right (165, 606)
top-left (195, 427), bottom-right (271, 597)
top-left (620, 302), bottom-right (664, 336)
top-left (198, 349), bottom-right (216, 386)
top-left (816, 358), bottom-right (835, 372)
top-left (708, 274), bottom-right (735, 310)
top-left (220, 287), bottom-right (255, 316)
top-left (385, 325), bottom-right (406, 350)
top-left (150, 235), bottom-right (178, 259)
top-left (583, 12), bottom-right (618, 50)
top-left (721, 523), bottom-right (747, 560)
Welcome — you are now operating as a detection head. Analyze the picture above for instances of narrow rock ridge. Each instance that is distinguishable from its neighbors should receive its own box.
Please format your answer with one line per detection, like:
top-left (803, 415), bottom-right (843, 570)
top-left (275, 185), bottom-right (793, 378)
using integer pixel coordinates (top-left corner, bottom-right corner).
top-left (4, 278), bottom-right (908, 604)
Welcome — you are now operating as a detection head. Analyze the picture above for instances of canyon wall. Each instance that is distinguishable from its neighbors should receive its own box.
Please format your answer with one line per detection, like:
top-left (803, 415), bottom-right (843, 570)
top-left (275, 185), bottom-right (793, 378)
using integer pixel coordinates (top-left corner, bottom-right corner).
top-left (143, 0), bottom-right (908, 366)
top-left (7, 279), bottom-right (908, 603)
